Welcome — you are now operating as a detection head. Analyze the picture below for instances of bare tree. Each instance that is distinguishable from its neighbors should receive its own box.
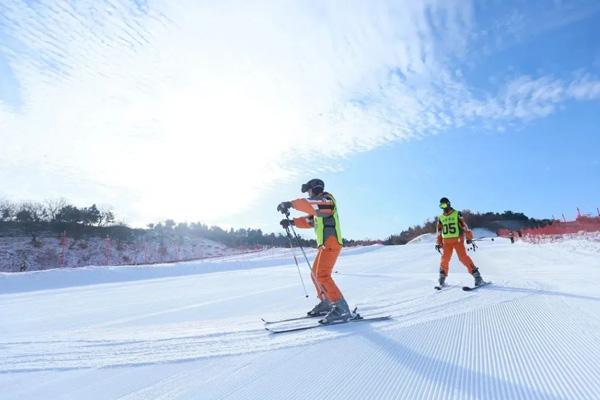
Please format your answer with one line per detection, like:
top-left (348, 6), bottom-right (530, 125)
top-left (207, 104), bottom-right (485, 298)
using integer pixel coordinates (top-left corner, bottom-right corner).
top-left (0, 200), bottom-right (16, 221)
top-left (19, 202), bottom-right (48, 222)
top-left (98, 207), bottom-right (115, 227)
top-left (44, 198), bottom-right (68, 221)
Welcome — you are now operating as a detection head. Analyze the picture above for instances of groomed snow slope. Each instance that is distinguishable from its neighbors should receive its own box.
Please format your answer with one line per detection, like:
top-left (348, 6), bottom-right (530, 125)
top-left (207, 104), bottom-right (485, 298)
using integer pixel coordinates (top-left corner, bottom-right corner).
top-left (1, 239), bottom-right (600, 399)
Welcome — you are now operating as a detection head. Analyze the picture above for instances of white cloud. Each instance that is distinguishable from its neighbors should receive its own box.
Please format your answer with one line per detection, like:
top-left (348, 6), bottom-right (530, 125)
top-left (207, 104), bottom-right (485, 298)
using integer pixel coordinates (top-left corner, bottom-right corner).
top-left (0, 0), bottom-right (598, 225)
top-left (568, 74), bottom-right (600, 100)
top-left (0, 0), bottom-right (475, 224)
top-left (458, 74), bottom-right (600, 122)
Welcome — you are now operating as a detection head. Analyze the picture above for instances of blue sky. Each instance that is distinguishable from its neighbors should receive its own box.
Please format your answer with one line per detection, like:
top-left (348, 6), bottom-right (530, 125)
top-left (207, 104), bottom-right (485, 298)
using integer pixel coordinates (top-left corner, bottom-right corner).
top-left (0, 0), bottom-right (599, 240)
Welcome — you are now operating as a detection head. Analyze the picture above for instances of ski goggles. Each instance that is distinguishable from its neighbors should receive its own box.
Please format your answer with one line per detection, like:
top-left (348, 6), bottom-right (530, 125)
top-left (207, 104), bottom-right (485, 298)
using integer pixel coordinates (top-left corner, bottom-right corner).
top-left (301, 181), bottom-right (324, 193)
top-left (439, 202), bottom-right (449, 209)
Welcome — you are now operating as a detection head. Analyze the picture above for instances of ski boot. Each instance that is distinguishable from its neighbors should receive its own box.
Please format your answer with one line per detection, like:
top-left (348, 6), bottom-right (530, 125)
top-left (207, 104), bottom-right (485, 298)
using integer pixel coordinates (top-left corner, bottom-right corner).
top-left (307, 299), bottom-right (332, 317)
top-left (319, 298), bottom-right (352, 324)
top-left (471, 267), bottom-right (484, 286)
top-left (438, 271), bottom-right (447, 287)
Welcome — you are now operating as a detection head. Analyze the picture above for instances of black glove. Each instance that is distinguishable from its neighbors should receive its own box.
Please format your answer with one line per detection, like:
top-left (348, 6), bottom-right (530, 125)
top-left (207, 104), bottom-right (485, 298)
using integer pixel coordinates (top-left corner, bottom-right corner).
top-left (435, 244), bottom-right (442, 253)
top-left (466, 239), bottom-right (473, 245)
top-left (277, 201), bottom-right (292, 214)
top-left (280, 219), bottom-right (294, 229)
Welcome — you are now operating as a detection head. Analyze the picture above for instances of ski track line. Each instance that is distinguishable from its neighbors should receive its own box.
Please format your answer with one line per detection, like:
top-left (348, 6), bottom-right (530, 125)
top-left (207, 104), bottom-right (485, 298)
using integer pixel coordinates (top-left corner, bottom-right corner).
top-left (4, 280), bottom-right (597, 399)
top-left (81, 285), bottom-right (297, 330)
top-left (114, 362), bottom-right (206, 399)
top-left (3, 314), bottom-right (371, 373)
top-left (430, 296), bottom-right (599, 400)
top-left (223, 296), bottom-right (600, 400)
top-left (216, 352), bottom-right (332, 400)
top-left (263, 286), bottom-right (484, 332)
top-left (217, 330), bottom-right (391, 400)
top-left (0, 279), bottom-right (298, 332)
top-left (487, 279), bottom-right (600, 398)
top-left (265, 289), bottom-right (447, 330)
top-left (5, 304), bottom-right (600, 398)
top-left (1, 281), bottom-right (532, 373)
top-left (0, 280), bottom-right (510, 371)
top-left (381, 300), bottom-right (559, 400)
top-left (355, 291), bottom-right (438, 311)
top-left (0, 329), bottom-right (268, 373)
top-left (113, 354), bottom-right (275, 400)
top-left (206, 348), bottom-right (312, 399)
top-left (537, 298), bottom-right (600, 399)
top-left (376, 284), bottom-right (530, 333)
top-left (490, 299), bottom-right (527, 399)
top-left (515, 296), bottom-right (599, 399)
top-left (206, 292), bottom-right (550, 399)
top-left (2, 314), bottom-right (391, 372)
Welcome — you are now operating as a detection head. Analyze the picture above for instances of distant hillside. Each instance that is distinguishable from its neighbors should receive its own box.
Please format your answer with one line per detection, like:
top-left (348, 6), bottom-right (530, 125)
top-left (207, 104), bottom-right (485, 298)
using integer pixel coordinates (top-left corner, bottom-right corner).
top-left (0, 219), bottom-right (290, 272)
top-left (0, 200), bottom-right (376, 272)
top-left (385, 210), bottom-right (552, 245)
top-left (0, 231), bottom-right (233, 272)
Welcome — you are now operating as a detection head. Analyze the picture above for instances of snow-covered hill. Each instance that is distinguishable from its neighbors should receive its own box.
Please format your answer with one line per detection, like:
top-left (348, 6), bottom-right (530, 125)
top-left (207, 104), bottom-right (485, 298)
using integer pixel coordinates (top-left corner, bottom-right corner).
top-left (407, 228), bottom-right (497, 244)
top-left (407, 232), bottom-right (437, 244)
top-left (0, 234), bottom-right (235, 272)
top-left (1, 238), bottom-right (600, 399)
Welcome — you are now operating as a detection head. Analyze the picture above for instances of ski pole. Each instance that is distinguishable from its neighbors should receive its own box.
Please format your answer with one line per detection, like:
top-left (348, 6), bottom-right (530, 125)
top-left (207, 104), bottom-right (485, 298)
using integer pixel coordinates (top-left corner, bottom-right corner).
top-left (282, 209), bottom-right (325, 299)
top-left (283, 223), bottom-right (309, 298)
top-left (289, 224), bottom-right (314, 271)
top-left (285, 211), bottom-right (313, 272)
top-left (288, 219), bottom-right (328, 301)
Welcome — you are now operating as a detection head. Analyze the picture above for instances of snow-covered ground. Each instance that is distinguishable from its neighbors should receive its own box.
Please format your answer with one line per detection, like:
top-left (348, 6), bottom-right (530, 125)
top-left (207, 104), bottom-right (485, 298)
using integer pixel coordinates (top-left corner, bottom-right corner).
top-left (1, 238), bottom-right (600, 399)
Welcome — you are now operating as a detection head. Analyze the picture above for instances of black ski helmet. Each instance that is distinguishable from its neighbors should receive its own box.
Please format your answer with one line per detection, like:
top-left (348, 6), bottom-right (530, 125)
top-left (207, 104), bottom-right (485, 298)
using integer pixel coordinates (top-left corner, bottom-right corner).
top-left (301, 178), bottom-right (324, 194)
top-left (439, 197), bottom-right (451, 209)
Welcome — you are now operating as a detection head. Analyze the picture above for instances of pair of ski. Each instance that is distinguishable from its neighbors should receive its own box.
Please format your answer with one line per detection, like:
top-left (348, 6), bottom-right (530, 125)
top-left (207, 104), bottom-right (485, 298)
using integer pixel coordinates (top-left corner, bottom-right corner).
top-left (434, 281), bottom-right (492, 291)
top-left (262, 310), bottom-right (391, 334)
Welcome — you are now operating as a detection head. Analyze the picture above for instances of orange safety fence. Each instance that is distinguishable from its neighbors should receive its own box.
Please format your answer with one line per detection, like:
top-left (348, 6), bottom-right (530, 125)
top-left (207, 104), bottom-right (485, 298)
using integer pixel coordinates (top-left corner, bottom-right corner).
top-left (498, 211), bottom-right (600, 242)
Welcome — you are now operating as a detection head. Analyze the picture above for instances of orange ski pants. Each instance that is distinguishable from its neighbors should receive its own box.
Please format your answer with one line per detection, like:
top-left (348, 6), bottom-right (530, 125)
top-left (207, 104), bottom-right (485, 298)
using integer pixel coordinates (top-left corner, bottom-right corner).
top-left (439, 237), bottom-right (475, 276)
top-left (311, 235), bottom-right (343, 303)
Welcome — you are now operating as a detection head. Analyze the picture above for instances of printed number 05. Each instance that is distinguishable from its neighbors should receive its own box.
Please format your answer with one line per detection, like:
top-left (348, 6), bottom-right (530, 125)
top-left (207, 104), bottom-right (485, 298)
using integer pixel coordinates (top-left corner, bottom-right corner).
top-left (443, 222), bottom-right (457, 235)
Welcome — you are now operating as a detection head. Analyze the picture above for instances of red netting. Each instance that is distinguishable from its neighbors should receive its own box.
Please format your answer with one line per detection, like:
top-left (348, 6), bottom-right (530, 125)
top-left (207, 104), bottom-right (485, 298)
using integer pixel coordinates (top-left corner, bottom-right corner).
top-left (498, 212), bottom-right (600, 241)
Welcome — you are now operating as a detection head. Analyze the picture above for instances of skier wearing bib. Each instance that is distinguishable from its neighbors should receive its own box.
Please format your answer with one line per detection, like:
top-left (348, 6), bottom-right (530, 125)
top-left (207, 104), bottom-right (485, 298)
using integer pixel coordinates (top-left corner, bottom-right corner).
top-left (435, 197), bottom-right (484, 287)
top-left (277, 178), bottom-right (351, 324)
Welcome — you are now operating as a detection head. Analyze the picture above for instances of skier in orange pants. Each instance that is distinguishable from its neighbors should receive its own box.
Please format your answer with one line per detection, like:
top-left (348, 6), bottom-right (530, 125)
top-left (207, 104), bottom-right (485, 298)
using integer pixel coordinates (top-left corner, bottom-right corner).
top-left (277, 178), bottom-right (352, 324)
top-left (435, 197), bottom-right (485, 287)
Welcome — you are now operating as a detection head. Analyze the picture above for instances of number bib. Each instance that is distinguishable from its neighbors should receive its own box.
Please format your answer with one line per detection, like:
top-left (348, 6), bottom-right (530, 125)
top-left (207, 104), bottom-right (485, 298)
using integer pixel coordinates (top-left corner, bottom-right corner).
top-left (439, 210), bottom-right (460, 239)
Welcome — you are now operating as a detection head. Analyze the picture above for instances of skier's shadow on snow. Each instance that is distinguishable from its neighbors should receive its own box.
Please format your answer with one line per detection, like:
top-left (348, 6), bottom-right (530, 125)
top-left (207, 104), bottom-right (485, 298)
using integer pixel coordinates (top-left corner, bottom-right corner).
top-left (358, 326), bottom-right (564, 400)
top-left (486, 285), bottom-right (600, 302)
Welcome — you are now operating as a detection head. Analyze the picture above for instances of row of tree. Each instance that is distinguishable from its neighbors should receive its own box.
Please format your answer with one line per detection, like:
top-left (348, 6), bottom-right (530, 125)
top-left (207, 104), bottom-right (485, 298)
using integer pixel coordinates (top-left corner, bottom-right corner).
top-left (2, 199), bottom-right (550, 248)
top-left (384, 210), bottom-right (553, 245)
top-left (144, 221), bottom-right (379, 248)
top-left (0, 200), bottom-right (321, 247)
top-left (0, 199), bottom-right (115, 226)
top-left (146, 220), bottom-right (314, 248)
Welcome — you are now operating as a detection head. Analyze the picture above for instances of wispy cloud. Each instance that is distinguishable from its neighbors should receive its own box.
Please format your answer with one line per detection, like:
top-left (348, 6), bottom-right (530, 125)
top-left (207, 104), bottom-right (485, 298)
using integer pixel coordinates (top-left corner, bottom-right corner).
top-left (457, 74), bottom-right (600, 122)
top-left (0, 1), bottom-right (598, 224)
